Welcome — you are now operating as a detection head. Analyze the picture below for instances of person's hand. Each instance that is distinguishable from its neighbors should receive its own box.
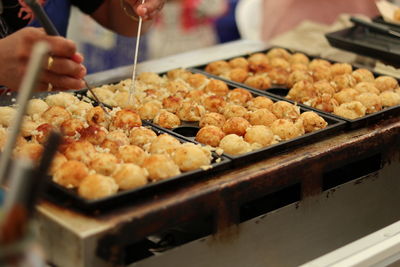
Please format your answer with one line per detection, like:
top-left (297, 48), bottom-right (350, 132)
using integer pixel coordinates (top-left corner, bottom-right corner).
top-left (124, 0), bottom-right (165, 21)
top-left (0, 27), bottom-right (86, 91)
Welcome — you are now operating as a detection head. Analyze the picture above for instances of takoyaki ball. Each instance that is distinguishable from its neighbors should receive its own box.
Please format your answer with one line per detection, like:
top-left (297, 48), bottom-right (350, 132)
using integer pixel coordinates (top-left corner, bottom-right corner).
top-left (333, 88), bottom-right (358, 104)
top-left (172, 143), bottom-right (211, 171)
top-left (67, 101), bottom-right (94, 119)
top-left (14, 143), bottom-right (44, 161)
top-left (331, 74), bottom-right (357, 91)
top-left (42, 106), bottom-right (71, 128)
top-left (100, 140), bottom-right (119, 155)
top-left (222, 117), bottom-right (251, 136)
top-left (110, 109), bottom-right (142, 131)
top-left (268, 68), bottom-right (290, 85)
top-left (112, 163), bottom-right (148, 190)
top-left (310, 94), bottom-right (339, 113)
top-left (270, 57), bottom-right (290, 70)
top-left (142, 154), bottom-right (181, 181)
top-left (143, 88), bottom-right (165, 100)
top-left (32, 123), bottom-right (55, 144)
top-left (352, 68), bottom-right (375, 83)
top-left (138, 100), bottom-right (162, 120)
top-left (149, 133), bottom-right (181, 155)
top-left (79, 126), bottom-right (107, 145)
top-left (45, 92), bottom-right (78, 108)
top-left (290, 63), bottom-right (309, 72)
top-left (244, 125), bottom-right (274, 147)
top-left (244, 75), bottom-right (271, 90)
top-left (153, 110), bottom-right (181, 129)
top-left (53, 160), bottom-right (89, 188)
top-left (113, 91), bottom-right (132, 109)
top-left (185, 89), bottom-right (205, 102)
top-left (299, 111), bottom-right (328, 133)
top-left (219, 134), bottom-right (252, 155)
top-left (308, 59), bottom-right (332, 72)
top-left (287, 70), bottom-right (313, 88)
top-left (129, 127), bottom-right (157, 148)
top-left (330, 63), bottom-right (352, 76)
top-left (199, 112), bottom-right (226, 128)
top-left (355, 93), bottom-right (382, 114)
top-left (0, 107), bottom-right (16, 127)
top-left (87, 88), bottom-right (116, 106)
top-left (60, 118), bottom-right (84, 137)
top-left (248, 53), bottom-right (269, 72)
top-left (313, 80), bottom-right (335, 97)
top-left (177, 102), bottom-right (206, 122)
top-left (229, 57), bottom-right (249, 70)
top-left (246, 109), bottom-right (277, 127)
top-left (312, 65), bottom-right (332, 82)
top-left (48, 152), bottom-right (67, 175)
top-left (289, 52), bottom-right (310, 65)
top-left (63, 140), bottom-right (95, 164)
top-left (266, 48), bottom-right (291, 60)
top-left (167, 68), bottom-right (191, 81)
top-left (21, 117), bottom-right (39, 138)
top-left (86, 106), bottom-right (110, 128)
top-left (195, 125), bottom-right (225, 147)
top-left (270, 119), bottom-right (302, 141)
top-left (271, 101), bottom-right (300, 121)
top-left (355, 82), bottom-right (380, 95)
top-left (117, 145), bottom-right (148, 166)
top-left (89, 153), bottom-right (119, 176)
top-left (162, 96), bottom-right (183, 113)
top-left (203, 95), bottom-right (227, 113)
top-left (227, 88), bottom-right (253, 106)
top-left (286, 80), bottom-right (315, 102)
top-left (229, 68), bottom-right (249, 83)
top-left (27, 99), bottom-right (49, 116)
top-left (247, 96), bottom-right (274, 111)
top-left (204, 79), bottom-right (229, 96)
top-left (106, 130), bottom-right (130, 146)
top-left (78, 174), bottom-right (118, 200)
top-left (380, 91), bottom-right (400, 107)
top-left (333, 101), bottom-right (366, 119)
top-left (137, 72), bottom-right (164, 85)
top-left (205, 60), bottom-right (231, 76)
top-left (223, 104), bottom-right (248, 119)
top-left (166, 80), bottom-right (190, 96)
top-left (374, 76), bottom-right (398, 92)
top-left (186, 73), bottom-right (208, 90)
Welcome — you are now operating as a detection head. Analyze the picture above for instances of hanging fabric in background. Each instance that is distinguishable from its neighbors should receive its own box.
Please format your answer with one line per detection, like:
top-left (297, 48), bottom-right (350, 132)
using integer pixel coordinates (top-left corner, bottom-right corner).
top-left (147, 0), bottom-right (227, 59)
top-left (182, 0), bottom-right (227, 30)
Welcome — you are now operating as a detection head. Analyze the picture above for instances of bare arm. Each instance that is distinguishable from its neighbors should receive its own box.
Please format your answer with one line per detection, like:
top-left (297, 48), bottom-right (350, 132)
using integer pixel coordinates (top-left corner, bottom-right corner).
top-left (90, 0), bottom-right (165, 37)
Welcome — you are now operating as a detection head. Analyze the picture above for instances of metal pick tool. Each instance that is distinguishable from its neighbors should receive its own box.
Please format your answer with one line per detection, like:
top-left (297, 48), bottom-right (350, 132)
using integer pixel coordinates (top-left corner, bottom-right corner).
top-left (121, 0), bottom-right (145, 106)
top-left (24, 0), bottom-right (110, 115)
top-left (0, 42), bottom-right (49, 186)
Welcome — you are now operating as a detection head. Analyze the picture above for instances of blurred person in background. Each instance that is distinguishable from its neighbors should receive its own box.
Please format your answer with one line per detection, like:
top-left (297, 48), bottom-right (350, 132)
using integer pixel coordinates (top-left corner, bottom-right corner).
top-left (261, 0), bottom-right (378, 41)
top-left (146, 0), bottom-right (227, 59)
top-left (0, 0), bottom-right (165, 91)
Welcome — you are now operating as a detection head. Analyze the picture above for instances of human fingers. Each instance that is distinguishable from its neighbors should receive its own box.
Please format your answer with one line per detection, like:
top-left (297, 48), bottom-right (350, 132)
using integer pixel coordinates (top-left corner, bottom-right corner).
top-left (135, 0), bottom-right (164, 19)
top-left (48, 56), bottom-right (86, 79)
top-left (45, 36), bottom-right (77, 59)
top-left (40, 70), bottom-right (85, 91)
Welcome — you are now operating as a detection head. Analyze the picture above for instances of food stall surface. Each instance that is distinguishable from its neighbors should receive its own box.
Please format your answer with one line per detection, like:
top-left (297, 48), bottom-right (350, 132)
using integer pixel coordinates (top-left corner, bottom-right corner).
top-left (33, 40), bottom-right (400, 267)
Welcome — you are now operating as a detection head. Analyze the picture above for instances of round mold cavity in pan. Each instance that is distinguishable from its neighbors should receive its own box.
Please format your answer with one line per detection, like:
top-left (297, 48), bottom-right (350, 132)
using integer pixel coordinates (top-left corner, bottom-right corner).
top-left (266, 88), bottom-right (289, 97)
top-left (172, 126), bottom-right (199, 138)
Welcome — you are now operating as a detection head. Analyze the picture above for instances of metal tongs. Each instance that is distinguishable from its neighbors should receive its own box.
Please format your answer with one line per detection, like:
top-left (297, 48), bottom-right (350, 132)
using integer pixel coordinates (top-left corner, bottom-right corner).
top-left (24, 0), bottom-right (110, 115)
top-left (0, 42), bottom-right (61, 255)
top-left (121, 0), bottom-right (145, 105)
top-left (350, 16), bottom-right (400, 38)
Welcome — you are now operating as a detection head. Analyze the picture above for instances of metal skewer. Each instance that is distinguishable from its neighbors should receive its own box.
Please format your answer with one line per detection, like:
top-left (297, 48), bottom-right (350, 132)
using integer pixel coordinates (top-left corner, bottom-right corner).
top-left (123, 0), bottom-right (145, 106)
top-left (0, 42), bottom-right (50, 186)
top-left (25, 0), bottom-right (110, 115)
